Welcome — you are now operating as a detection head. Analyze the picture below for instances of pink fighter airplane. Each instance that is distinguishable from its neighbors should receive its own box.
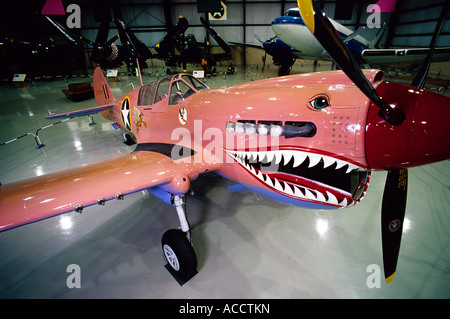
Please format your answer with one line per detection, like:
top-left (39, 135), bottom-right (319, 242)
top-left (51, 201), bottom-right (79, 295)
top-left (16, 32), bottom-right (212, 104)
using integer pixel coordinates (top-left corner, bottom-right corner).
top-left (0, 0), bottom-right (449, 284)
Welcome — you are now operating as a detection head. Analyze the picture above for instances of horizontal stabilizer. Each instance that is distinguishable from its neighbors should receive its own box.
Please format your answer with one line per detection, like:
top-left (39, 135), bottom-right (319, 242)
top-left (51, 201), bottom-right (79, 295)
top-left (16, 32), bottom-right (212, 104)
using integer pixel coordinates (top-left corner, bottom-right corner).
top-left (45, 104), bottom-right (114, 120)
top-left (230, 41), bottom-right (262, 49)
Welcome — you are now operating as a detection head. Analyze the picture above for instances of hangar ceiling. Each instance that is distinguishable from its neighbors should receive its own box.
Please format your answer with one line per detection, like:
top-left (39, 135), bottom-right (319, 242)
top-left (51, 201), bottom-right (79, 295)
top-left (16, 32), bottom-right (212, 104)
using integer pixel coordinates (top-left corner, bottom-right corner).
top-left (1, 0), bottom-right (449, 50)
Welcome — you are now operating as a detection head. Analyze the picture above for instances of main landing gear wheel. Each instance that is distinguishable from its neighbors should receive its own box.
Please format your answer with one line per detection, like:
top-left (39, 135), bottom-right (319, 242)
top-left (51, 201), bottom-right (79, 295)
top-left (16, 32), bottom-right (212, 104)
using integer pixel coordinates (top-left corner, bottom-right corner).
top-left (162, 229), bottom-right (197, 284)
top-left (161, 193), bottom-right (197, 284)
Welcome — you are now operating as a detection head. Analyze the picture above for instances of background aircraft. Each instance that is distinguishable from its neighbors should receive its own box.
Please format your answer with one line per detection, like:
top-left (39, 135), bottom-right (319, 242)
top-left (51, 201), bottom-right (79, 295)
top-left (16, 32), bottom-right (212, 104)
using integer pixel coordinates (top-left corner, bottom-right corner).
top-left (254, 6), bottom-right (450, 75)
top-left (45, 16), bottom-right (152, 73)
top-left (232, 34), bottom-right (297, 76)
top-left (154, 16), bottom-right (232, 74)
top-left (0, 36), bottom-right (85, 80)
top-left (0, 0), bottom-right (449, 285)
top-left (46, 14), bottom-right (233, 76)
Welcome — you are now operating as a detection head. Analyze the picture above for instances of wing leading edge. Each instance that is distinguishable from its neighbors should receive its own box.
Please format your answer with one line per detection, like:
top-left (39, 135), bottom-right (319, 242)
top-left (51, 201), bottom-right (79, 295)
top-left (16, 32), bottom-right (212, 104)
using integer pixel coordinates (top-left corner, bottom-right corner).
top-left (0, 151), bottom-right (206, 232)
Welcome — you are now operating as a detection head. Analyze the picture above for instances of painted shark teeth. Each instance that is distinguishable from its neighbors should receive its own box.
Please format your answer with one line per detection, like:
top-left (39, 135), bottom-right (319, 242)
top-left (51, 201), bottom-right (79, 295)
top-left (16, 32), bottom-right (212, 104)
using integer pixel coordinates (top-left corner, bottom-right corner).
top-left (225, 149), bottom-right (364, 207)
top-left (227, 149), bottom-right (363, 174)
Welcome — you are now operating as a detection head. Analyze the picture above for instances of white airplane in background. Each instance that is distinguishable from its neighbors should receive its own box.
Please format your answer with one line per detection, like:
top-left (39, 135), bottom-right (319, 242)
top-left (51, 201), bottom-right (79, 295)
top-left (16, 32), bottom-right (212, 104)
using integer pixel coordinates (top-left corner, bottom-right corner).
top-left (271, 7), bottom-right (450, 66)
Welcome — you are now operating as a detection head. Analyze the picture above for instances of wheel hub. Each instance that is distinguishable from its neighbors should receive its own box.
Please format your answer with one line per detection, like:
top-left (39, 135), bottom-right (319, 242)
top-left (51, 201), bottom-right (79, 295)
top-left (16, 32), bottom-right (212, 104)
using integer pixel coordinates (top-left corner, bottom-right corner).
top-left (163, 244), bottom-right (180, 271)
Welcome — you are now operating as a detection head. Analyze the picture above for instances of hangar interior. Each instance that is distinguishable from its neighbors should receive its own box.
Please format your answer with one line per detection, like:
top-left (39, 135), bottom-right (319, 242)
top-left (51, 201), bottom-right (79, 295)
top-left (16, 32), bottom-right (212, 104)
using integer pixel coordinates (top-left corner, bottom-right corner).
top-left (0, 0), bottom-right (449, 298)
top-left (2, 0), bottom-right (450, 79)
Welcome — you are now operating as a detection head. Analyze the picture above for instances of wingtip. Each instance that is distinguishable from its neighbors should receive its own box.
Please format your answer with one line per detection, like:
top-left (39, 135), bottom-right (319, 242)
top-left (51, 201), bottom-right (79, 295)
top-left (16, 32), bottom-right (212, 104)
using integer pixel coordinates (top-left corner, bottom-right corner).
top-left (385, 272), bottom-right (396, 283)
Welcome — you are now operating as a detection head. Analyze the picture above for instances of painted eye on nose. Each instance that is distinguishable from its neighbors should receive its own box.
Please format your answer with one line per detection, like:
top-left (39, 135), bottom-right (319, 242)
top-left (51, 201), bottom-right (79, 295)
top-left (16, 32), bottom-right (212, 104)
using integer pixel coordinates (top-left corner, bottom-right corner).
top-left (308, 94), bottom-right (330, 110)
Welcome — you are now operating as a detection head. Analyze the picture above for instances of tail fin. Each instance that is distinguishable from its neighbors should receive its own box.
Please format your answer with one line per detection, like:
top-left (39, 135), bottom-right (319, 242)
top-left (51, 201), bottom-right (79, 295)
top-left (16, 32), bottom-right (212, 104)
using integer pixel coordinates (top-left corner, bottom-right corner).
top-left (93, 67), bottom-right (115, 105)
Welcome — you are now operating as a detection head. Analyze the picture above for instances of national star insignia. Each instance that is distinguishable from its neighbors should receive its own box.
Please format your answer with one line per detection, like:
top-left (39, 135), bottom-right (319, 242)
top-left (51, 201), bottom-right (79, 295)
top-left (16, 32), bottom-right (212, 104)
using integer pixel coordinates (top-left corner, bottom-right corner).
top-left (121, 97), bottom-right (132, 131)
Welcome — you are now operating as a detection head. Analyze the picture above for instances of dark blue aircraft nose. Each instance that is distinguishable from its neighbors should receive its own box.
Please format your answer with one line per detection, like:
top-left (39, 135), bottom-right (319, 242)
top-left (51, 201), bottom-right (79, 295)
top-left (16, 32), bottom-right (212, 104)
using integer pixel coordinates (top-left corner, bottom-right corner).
top-left (271, 16), bottom-right (306, 27)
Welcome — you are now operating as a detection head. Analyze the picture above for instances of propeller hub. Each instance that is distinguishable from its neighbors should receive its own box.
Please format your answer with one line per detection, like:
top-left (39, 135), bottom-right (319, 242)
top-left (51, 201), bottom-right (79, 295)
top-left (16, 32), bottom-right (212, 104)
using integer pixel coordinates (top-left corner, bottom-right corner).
top-left (366, 82), bottom-right (450, 170)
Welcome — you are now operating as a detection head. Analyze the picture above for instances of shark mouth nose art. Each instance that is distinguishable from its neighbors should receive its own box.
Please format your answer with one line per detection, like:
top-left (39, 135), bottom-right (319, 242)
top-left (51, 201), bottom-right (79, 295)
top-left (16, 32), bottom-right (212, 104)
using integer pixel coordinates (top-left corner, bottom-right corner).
top-left (225, 148), bottom-right (369, 207)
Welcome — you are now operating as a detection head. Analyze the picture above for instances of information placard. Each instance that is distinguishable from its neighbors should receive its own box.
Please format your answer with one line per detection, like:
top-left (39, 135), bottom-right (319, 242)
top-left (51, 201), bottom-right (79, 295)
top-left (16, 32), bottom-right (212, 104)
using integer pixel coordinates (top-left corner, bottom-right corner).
top-left (193, 70), bottom-right (205, 78)
top-left (13, 74), bottom-right (26, 82)
top-left (106, 70), bottom-right (118, 77)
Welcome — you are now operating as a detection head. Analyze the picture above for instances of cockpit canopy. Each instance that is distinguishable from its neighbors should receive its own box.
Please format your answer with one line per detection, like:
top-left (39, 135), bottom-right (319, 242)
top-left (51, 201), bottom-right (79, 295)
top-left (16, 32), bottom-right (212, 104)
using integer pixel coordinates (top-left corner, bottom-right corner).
top-left (137, 73), bottom-right (208, 106)
top-left (284, 8), bottom-right (301, 17)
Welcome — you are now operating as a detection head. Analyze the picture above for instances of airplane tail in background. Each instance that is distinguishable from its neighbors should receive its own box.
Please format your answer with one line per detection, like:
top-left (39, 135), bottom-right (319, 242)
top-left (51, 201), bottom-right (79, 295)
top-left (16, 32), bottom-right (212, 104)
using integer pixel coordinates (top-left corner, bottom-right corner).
top-left (93, 67), bottom-right (115, 105)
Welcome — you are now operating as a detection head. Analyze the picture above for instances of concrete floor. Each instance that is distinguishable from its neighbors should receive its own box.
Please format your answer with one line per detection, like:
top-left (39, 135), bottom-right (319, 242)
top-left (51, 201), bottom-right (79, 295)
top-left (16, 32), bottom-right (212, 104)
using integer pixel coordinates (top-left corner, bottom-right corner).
top-left (0, 63), bottom-right (449, 299)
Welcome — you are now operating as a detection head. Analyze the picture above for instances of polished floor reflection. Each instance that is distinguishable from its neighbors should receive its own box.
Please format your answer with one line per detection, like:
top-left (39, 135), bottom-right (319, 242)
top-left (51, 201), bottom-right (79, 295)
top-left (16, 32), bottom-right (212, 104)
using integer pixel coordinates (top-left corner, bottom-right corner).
top-left (0, 63), bottom-right (449, 298)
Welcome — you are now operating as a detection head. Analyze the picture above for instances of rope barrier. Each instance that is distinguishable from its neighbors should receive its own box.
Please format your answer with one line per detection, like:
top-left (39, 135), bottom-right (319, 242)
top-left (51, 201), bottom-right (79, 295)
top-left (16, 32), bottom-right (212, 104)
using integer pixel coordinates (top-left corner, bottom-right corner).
top-left (0, 117), bottom-right (73, 149)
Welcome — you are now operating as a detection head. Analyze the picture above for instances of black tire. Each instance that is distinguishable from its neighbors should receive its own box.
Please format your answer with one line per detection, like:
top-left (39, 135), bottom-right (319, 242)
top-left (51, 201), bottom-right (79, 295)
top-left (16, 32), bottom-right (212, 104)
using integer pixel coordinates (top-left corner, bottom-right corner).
top-left (161, 229), bottom-right (197, 280)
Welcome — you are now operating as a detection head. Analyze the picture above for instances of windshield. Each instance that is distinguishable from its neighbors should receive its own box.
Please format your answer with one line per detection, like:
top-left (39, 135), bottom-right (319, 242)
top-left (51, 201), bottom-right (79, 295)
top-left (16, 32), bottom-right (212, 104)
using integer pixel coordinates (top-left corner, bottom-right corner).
top-left (154, 78), bottom-right (171, 103)
top-left (181, 75), bottom-right (209, 91)
top-left (137, 82), bottom-right (158, 106)
top-left (285, 9), bottom-right (301, 17)
top-left (170, 80), bottom-right (195, 105)
top-left (137, 74), bottom-right (208, 106)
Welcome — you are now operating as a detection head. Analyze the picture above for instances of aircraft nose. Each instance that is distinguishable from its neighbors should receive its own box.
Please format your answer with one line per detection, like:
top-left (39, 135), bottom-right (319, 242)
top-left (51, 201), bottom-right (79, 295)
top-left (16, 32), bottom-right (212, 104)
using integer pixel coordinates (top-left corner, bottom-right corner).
top-left (271, 16), bottom-right (306, 46)
top-left (271, 17), bottom-right (290, 37)
top-left (271, 16), bottom-right (305, 27)
top-left (366, 82), bottom-right (450, 170)
top-left (271, 16), bottom-right (288, 26)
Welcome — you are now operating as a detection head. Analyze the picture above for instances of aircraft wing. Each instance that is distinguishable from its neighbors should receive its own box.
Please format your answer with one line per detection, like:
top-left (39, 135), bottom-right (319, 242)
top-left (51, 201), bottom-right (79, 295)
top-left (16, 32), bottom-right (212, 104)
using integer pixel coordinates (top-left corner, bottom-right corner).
top-left (361, 47), bottom-right (450, 65)
top-left (0, 150), bottom-right (203, 232)
top-left (230, 41), bottom-right (263, 49)
top-left (291, 50), bottom-right (321, 60)
top-left (45, 103), bottom-right (115, 120)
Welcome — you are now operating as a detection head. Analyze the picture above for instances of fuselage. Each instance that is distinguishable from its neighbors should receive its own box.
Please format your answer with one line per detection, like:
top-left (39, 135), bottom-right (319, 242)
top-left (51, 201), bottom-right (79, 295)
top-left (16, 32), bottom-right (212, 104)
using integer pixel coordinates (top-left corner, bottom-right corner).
top-left (101, 70), bottom-right (449, 211)
top-left (271, 8), bottom-right (368, 62)
top-left (270, 7), bottom-right (450, 66)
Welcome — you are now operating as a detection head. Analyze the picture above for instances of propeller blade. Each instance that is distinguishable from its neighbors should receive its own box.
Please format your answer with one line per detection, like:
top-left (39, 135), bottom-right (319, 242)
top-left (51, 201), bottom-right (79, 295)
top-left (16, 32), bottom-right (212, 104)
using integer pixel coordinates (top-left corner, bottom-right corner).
top-left (95, 21), bottom-right (110, 45)
top-left (107, 34), bottom-right (120, 45)
top-left (381, 168), bottom-right (408, 283)
top-left (43, 16), bottom-right (79, 46)
top-left (296, 0), bottom-right (404, 125)
top-left (79, 36), bottom-right (94, 46)
top-left (411, 1), bottom-right (449, 89)
top-left (113, 18), bottom-right (152, 62)
top-left (254, 34), bottom-right (264, 43)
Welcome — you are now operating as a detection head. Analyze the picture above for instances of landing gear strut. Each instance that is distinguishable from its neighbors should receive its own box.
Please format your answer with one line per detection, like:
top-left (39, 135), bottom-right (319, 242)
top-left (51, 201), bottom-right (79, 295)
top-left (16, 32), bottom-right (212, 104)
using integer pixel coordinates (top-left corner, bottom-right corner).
top-left (162, 194), bottom-right (197, 284)
top-left (123, 133), bottom-right (136, 146)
